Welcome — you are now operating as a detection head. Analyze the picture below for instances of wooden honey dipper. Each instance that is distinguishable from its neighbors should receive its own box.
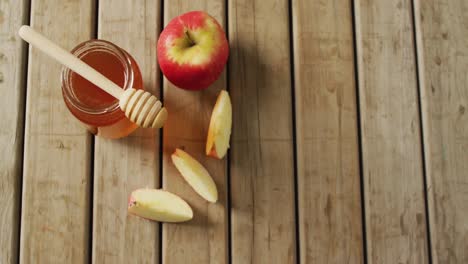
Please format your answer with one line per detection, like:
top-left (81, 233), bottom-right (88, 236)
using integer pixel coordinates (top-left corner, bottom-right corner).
top-left (19, 25), bottom-right (167, 129)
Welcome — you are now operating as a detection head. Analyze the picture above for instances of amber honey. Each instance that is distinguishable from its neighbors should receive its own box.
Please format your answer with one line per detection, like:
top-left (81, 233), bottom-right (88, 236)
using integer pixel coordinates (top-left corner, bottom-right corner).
top-left (61, 40), bottom-right (143, 138)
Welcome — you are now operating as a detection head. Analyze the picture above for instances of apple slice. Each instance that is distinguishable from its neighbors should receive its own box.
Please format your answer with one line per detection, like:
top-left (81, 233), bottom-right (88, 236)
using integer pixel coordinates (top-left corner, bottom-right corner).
top-left (128, 188), bottom-right (193, 222)
top-left (206, 90), bottom-right (232, 159)
top-left (171, 149), bottom-right (218, 203)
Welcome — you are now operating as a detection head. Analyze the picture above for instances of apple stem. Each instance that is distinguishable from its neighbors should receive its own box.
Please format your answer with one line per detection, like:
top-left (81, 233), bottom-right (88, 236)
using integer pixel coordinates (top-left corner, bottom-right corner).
top-left (184, 29), bottom-right (195, 46)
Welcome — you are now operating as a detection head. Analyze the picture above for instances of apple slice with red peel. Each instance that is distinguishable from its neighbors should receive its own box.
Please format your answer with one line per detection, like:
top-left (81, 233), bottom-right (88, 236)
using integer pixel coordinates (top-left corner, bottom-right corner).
top-left (128, 188), bottom-right (193, 222)
top-left (206, 90), bottom-right (232, 159)
top-left (171, 149), bottom-right (218, 203)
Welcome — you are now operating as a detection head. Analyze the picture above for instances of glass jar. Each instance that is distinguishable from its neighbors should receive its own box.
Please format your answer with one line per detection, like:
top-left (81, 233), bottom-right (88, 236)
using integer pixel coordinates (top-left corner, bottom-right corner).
top-left (61, 39), bottom-right (143, 139)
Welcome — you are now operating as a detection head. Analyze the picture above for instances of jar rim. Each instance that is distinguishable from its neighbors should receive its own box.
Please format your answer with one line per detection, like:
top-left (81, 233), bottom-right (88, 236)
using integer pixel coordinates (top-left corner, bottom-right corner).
top-left (61, 39), bottom-right (134, 115)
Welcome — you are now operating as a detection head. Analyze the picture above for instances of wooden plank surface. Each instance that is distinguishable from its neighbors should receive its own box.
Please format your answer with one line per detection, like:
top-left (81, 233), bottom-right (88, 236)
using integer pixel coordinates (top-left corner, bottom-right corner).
top-left (0, 0), bottom-right (28, 263)
top-left (354, 0), bottom-right (429, 262)
top-left (92, 0), bottom-right (161, 263)
top-left (162, 1), bottom-right (228, 263)
top-left (228, 0), bottom-right (296, 263)
top-left (20, 0), bottom-right (94, 262)
top-left (414, 0), bottom-right (468, 262)
top-left (292, 0), bottom-right (364, 262)
top-left (7, 0), bottom-right (467, 262)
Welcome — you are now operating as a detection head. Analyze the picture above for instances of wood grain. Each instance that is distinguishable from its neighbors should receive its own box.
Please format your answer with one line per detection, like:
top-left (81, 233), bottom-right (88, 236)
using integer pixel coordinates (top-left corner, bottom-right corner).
top-left (414, 0), bottom-right (468, 262)
top-left (292, 0), bottom-right (364, 262)
top-left (354, 0), bottom-right (429, 262)
top-left (162, 1), bottom-right (228, 263)
top-left (20, 0), bottom-right (94, 262)
top-left (228, 1), bottom-right (296, 263)
top-left (0, 0), bottom-right (29, 263)
top-left (92, 0), bottom-right (161, 263)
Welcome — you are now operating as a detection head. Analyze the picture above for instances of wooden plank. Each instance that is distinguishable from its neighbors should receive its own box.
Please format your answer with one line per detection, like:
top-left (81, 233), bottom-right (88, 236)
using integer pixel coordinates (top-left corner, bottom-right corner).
top-left (354, 0), bottom-right (429, 262)
top-left (414, 0), bottom-right (468, 262)
top-left (162, 1), bottom-right (228, 263)
top-left (0, 0), bottom-right (29, 263)
top-left (20, 0), bottom-right (94, 263)
top-left (292, 0), bottom-right (364, 262)
top-left (91, 0), bottom-right (161, 263)
top-left (228, 1), bottom-right (296, 263)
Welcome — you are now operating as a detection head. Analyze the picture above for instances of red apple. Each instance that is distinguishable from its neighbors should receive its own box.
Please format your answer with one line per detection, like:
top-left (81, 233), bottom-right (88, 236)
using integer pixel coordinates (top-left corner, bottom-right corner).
top-left (157, 11), bottom-right (229, 90)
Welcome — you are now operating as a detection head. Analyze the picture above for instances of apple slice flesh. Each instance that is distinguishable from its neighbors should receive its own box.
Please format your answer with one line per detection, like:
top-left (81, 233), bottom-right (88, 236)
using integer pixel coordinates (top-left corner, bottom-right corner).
top-left (206, 90), bottom-right (232, 159)
top-left (171, 149), bottom-right (218, 203)
top-left (128, 189), bottom-right (193, 222)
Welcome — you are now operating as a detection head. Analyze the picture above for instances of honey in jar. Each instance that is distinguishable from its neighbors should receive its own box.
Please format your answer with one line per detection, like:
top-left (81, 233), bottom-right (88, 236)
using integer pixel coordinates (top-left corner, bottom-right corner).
top-left (61, 39), bottom-right (143, 139)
